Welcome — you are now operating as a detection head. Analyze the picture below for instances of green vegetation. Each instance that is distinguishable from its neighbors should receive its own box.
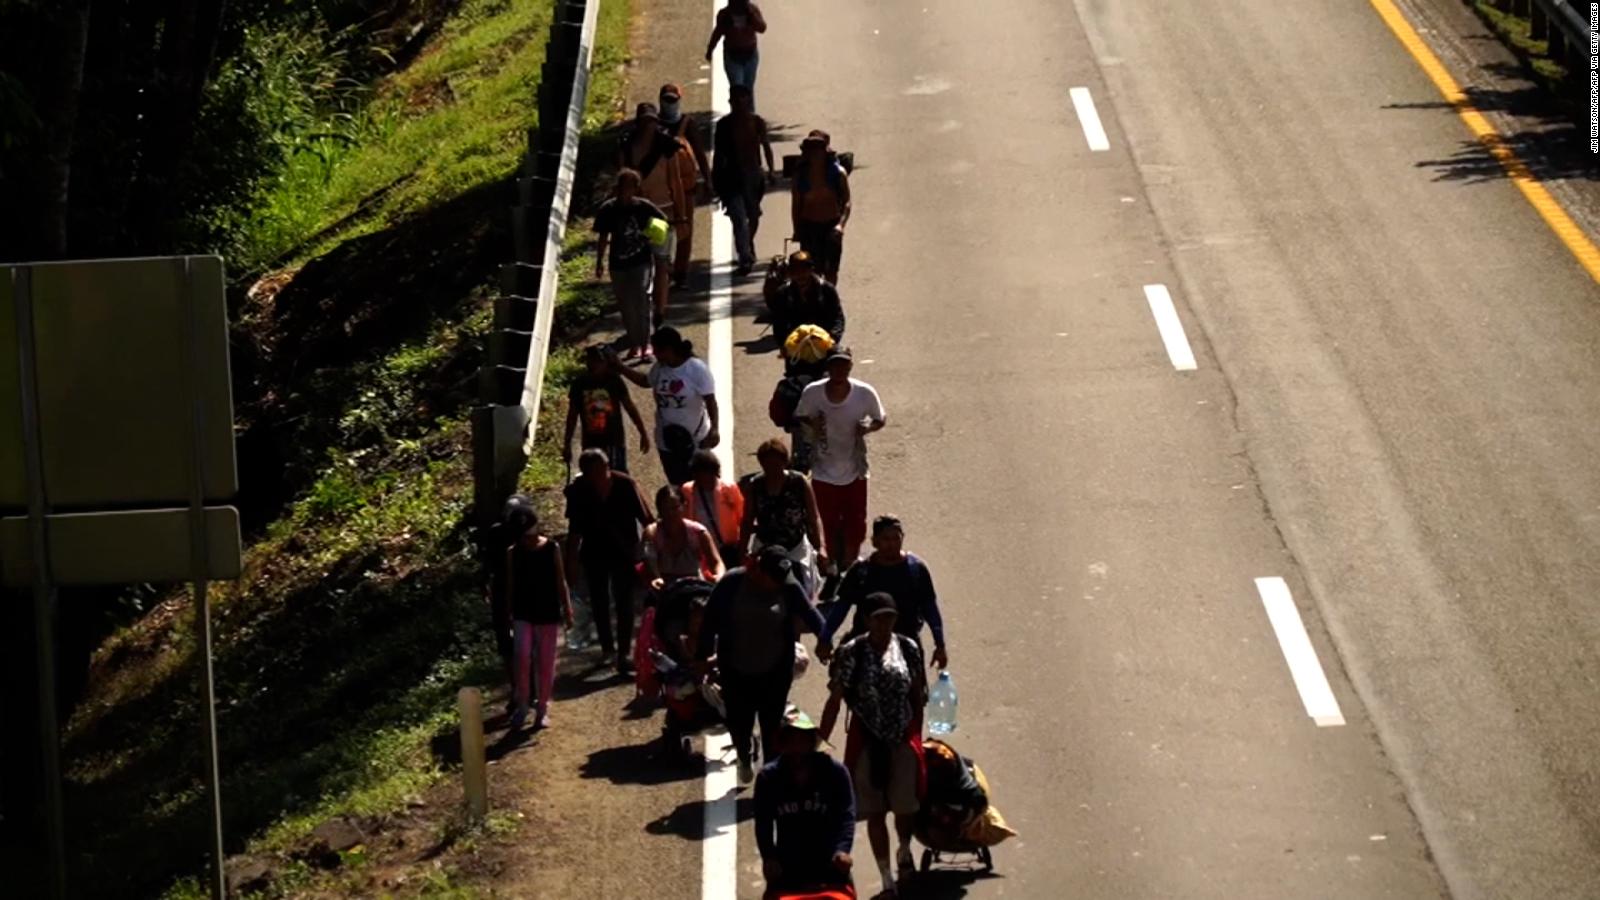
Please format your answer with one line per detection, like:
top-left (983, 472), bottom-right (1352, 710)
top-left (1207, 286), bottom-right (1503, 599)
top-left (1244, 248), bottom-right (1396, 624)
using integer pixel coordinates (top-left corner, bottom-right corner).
top-left (232, 0), bottom-right (566, 274)
top-left (1473, 1), bottom-right (1570, 91)
top-left (39, 0), bottom-right (636, 895)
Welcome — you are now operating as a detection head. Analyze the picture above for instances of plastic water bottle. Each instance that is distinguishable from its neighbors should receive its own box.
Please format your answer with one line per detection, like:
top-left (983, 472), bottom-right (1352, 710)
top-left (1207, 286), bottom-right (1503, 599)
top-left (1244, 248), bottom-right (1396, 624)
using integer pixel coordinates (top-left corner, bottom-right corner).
top-left (566, 587), bottom-right (592, 651)
top-left (927, 670), bottom-right (958, 735)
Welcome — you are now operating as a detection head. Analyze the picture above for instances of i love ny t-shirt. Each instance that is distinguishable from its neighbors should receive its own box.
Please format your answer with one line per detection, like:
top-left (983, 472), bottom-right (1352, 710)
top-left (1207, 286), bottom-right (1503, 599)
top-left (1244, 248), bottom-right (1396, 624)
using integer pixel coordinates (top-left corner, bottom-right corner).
top-left (649, 358), bottom-right (715, 443)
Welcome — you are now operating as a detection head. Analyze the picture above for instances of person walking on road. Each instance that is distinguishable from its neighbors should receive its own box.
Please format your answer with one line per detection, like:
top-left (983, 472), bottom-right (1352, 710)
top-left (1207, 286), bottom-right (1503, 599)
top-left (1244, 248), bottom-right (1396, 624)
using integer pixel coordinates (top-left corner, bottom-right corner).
top-left (617, 103), bottom-right (689, 315)
top-left (713, 83), bottom-right (775, 275)
top-left (643, 484), bottom-right (725, 589)
top-left (706, 0), bottom-right (767, 104)
top-left (820, 597), bottom-right (928, 898)
top-left (593, 170), bottom-right (669, 360)
top-left (769, 249), bottom-right (846, 348)
top-left (792, 130), bottom-right (851, 283)
top-left (657, 83), bottom-right (712, 289)
top-left (697, 545), bottom-right (832, 784)
top-left (564, 448), bottom-right (655, 676)
top-left (739, 437), bottom-right (828, 600)
top-left (658, 83), bottom-right (712, 189)
top-left (682, 448), bottom-right (746, 567)
top-left (755, 706), bottom-right (856, 899)
top-left (503, 505), bottom-right (575, 730)
top-left (486, 494), bottom-right (537, 688)
top-left (818, 515), bottom-right (949, 669)
top-left (794, 348), bottom-right (885, 598)
top-left (611, 325), bottom-right (721, 485)
top-left (564, 344), bottom-right (650, 473)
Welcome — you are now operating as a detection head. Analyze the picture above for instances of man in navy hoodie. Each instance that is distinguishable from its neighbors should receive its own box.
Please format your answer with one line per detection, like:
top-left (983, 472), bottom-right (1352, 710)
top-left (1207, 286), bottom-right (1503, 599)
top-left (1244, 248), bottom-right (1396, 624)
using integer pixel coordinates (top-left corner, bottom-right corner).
top-left (754, 706), bottom-right (856, 898)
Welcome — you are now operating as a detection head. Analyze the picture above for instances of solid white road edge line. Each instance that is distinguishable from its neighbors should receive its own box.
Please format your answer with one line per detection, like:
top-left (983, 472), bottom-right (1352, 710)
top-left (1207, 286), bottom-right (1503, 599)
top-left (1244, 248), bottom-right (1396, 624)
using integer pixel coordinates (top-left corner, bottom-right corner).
top-left (701, 731), bottom-right (740, 899)
top-left (1142, 284), bottom-right (1198, 371)
top-left (1255, 577), bottom-right (1346, 727)
top-left (1069, 86), bottom-right (1112, 151)
top-left (702, 7), bottom-right (740, 900)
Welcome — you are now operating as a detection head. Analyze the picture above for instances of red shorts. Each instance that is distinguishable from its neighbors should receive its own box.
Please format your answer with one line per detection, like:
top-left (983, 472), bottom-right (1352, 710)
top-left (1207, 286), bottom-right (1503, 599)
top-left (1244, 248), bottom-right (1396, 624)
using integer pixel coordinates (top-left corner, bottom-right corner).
top-left (811, 477), bottom-right (868, 562)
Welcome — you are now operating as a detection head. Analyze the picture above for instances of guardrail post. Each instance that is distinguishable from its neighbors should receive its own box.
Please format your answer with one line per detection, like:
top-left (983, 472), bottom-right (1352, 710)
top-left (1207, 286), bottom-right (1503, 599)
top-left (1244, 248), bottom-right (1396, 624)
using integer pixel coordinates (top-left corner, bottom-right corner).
top-left (458, 688), bottom-right (488, 822)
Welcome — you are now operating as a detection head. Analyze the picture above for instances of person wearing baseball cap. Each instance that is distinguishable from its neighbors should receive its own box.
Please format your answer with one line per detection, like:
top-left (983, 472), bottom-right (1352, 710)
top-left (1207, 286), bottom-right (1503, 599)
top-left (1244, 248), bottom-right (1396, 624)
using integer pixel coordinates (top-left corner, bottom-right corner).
top-left (754, 704), bottom-right (856, 897)
top-left (658, 83), bottom-right (711, 185)
top-left (820, 593), bottom-right (928, 896)
top-left (657, 85), bottom-right (705, 172)
top-left (697, 544), bottom-right (832, 785)
top-left (793, 345), bottom-right (885, 600)
top-left (656, 83), bottom-right (711, 288)
top-left (769, 248), bottom-right (846, 350)
top-left (792, 129), bottom-right (851, 282)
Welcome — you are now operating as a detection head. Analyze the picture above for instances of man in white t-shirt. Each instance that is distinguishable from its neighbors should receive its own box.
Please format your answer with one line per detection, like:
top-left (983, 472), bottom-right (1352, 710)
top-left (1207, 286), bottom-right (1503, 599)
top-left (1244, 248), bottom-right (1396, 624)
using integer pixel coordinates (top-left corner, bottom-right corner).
top-left (614, 326), bottom-right (721, 483)
top-left (793, 347), bottom-right (885, 594)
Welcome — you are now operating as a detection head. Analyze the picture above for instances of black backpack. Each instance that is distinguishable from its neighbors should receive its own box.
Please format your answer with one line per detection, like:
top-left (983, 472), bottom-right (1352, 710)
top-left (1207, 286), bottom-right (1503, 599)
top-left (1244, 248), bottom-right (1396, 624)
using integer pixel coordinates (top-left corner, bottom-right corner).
top-left (768, 372), bottom-right (811, 427)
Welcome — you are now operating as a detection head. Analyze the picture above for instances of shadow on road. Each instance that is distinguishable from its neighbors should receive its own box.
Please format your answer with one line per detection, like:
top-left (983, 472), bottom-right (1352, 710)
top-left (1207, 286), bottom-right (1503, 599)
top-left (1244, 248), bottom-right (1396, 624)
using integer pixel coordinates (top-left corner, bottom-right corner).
top-left (581, 740), bottom-right (703, 786)
top-left (1384, 69), bottom-right (1596, 185)
top-left (553, 658), bottom-right (629, 701)
top-left (644, 794), bottom-right (756, 841)
top-left (903, 867), bottom-right (1003, 899)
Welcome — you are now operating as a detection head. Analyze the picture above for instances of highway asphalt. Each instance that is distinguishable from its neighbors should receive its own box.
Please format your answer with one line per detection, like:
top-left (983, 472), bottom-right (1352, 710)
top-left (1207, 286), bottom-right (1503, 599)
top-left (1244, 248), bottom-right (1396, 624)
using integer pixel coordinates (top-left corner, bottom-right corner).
top-left (676, 0), bottom-right (1600, 898)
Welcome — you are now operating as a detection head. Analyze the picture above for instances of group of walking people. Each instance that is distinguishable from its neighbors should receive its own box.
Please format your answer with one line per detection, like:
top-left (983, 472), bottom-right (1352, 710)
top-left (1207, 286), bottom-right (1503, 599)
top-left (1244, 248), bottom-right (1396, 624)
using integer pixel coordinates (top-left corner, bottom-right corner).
top-left (593, 0), bottom-right (853, 362)
top-left (489, 3), bottom-right (952, 897)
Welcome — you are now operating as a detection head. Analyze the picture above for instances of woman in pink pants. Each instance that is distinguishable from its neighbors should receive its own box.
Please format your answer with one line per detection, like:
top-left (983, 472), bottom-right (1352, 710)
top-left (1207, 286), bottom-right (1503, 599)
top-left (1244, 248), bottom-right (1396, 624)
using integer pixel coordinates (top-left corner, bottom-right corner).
top-left (504, 506), bottom-right (575, 730)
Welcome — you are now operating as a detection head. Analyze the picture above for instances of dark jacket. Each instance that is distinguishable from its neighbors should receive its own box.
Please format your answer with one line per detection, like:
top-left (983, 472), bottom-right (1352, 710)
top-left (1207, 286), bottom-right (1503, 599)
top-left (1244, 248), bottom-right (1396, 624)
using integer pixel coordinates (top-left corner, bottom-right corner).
top-left (771, 279), bottom-right (846, 348)
top-left (821, 552), bottom-right (945, 649)
top-left (697, 567), bottom-right (825, 674)
top-left (754, 751), bottom-right (855, 890)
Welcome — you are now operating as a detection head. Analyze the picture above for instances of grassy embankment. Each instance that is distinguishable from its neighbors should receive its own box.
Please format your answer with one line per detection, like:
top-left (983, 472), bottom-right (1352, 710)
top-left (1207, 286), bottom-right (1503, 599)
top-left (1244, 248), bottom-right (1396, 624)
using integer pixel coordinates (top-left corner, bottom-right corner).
top-left (1470, 1), bottom-right (1570, 94)
top-left (52, 0), bottom-right (630, 896)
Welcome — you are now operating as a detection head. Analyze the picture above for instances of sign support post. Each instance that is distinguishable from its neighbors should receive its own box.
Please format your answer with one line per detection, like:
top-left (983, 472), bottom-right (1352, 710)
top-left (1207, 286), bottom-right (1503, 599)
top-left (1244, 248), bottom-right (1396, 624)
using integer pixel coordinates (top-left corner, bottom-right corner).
top-left (3, 256), bottom-right (242, 899)
top-left (12, 267), bottom-right (69, 900)
top-left (178, 258), bottom-right (227, 900)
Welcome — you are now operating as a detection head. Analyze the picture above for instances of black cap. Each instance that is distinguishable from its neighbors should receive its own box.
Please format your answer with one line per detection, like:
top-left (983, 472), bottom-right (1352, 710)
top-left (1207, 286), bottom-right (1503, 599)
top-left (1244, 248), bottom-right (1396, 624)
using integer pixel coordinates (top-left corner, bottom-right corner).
top-left (636, 101), bottom-right (660, 119)
top-left (825, 346), bottom-right (853, 365)
top-left (866, 592), bottom-right (899, 618)
top-left (756, 545), bottom-right (793, 580)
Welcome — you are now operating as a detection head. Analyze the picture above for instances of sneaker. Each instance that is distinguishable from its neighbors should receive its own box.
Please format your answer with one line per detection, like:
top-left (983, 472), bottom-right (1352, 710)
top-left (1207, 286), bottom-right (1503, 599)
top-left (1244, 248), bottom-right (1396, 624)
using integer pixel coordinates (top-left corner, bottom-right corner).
top-left (734, 261), bottom-right (754, 277)
top-left (508, 707), bottom-right (528, 731)
top-left (737, 757), bottom-right (755, 785)
top-left (537, 712), bottom-right (552, 729)
top-left (616, 656), bottom-right (636, 676)
top-left (897, 846), bottom-right (915, 874)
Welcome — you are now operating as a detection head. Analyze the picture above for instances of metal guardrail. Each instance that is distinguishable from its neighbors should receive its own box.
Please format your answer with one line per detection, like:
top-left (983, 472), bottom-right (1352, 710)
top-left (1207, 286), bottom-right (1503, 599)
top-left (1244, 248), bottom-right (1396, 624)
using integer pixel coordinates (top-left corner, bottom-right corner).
top-left (1502, 0), bottom-right (1592, 86)
top-left (471, 0), bottom-right (600, 524)
top-left (1523, 0), bottom-right (1587, 52)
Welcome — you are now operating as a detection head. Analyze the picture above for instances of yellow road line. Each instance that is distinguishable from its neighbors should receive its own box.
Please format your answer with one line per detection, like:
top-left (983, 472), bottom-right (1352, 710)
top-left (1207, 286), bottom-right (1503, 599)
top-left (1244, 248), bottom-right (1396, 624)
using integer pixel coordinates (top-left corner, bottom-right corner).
top-left (1368, 0), bottom-right (1600, 283)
